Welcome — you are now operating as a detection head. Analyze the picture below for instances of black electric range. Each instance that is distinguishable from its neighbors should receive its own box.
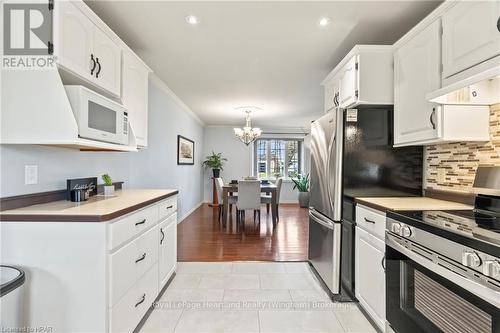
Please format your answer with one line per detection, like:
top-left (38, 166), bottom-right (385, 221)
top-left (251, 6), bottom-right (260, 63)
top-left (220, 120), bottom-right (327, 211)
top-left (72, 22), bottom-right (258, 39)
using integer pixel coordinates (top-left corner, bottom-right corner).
top-left (387, 194), bottom-right (500, 257)
top-left (385, 194), bottom-right (500, 333)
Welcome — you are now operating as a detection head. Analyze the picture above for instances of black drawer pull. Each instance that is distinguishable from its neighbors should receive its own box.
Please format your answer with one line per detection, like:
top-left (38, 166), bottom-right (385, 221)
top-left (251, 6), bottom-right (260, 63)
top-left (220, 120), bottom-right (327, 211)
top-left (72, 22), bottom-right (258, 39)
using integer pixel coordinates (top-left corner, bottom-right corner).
top-left (135, 294), bottom-right (146, 307)
top-left (135, 219), bottom-right (146, 226)
top-left (364, 217), bottom-right (376, 224)
top-left (160, 228), bottom-right (165, 245)
top-left (166, 205), bottom-right (173, 209)
top-left (135, 253), bottom-right (146, 263)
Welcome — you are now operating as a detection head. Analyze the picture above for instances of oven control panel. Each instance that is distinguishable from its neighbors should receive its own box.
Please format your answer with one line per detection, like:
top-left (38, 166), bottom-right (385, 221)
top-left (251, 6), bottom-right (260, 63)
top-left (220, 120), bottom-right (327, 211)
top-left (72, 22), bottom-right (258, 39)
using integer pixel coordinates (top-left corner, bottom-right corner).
top-left (390, 222), bottom-right (414, 239)
top-left (386, 218), bottom-right (500, 284)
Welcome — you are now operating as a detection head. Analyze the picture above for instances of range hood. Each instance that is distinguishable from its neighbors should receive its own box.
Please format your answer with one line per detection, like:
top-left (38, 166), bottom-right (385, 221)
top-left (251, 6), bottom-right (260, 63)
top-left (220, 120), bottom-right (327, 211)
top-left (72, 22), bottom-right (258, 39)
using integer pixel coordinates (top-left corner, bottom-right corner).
top-left (427, 66), bottom-right (500, 106)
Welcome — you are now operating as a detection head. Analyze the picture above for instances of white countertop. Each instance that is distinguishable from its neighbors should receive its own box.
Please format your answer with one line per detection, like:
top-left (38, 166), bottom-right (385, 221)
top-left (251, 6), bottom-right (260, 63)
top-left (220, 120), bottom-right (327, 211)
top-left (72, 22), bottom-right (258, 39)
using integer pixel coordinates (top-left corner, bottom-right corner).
top-left (0, 189), bottom-right (178, 222)
top-left (355, 196), bottom-right (473, 211)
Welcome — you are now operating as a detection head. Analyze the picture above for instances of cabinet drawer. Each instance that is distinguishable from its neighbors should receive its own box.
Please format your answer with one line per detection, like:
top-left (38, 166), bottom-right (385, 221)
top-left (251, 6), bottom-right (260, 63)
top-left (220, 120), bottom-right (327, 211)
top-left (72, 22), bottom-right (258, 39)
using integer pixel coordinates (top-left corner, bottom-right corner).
top-left (355, 205), bottom-right (386, 240)
top-left (110, 264), bottom-right (158, 333)
top-left (108, 205), bottom-right (158, 250)
top-left (158, 197), bottom-right (177, 220)
top-left (109, 226), bottom-right (159, 306)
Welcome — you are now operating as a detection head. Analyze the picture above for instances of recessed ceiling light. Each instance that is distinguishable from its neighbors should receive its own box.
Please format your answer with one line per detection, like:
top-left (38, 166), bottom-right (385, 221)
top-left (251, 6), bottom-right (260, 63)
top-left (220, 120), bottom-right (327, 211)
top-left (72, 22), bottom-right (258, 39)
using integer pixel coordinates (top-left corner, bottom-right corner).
top-left (319, 17), bottom-right (331, 27)
top-left (185, 15), bottom-right (199, 25)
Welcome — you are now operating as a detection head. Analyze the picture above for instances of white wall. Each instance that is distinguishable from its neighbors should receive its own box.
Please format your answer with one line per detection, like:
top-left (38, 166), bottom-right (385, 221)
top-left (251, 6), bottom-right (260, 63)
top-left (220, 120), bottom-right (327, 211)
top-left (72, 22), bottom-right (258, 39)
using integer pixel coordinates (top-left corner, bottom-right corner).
top-left (0, 145), bottom-right (130, 197)
top-left (0, 76), bottom-right (204, 221)
top-left (202, 127), bottom-right (310, 203)
top-left (128, 77), bottom-right (205, 221)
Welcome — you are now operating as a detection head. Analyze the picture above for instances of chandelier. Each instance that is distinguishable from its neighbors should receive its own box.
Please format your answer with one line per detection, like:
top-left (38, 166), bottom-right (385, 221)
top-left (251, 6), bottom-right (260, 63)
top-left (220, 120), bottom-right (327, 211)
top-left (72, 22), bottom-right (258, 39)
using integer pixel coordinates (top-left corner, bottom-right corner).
top-left (233, 109), bottom-right (262, 145)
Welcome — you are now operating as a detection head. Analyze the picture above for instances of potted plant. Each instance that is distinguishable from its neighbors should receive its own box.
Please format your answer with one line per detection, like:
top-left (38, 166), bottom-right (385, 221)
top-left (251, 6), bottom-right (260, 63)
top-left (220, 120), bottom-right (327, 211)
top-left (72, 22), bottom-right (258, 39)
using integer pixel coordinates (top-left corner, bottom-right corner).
top-left (292, 173), bottom-right (310, 208)
top-left (102, 174), bottom-right (114, 196)
top-left (202, 151), bottom-right (227, 178)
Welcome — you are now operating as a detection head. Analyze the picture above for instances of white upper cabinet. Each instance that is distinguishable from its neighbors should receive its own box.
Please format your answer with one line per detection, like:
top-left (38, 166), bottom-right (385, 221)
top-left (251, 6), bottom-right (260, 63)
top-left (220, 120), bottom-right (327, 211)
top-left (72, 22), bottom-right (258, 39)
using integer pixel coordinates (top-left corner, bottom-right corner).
top-left (322, 45), bottom-right (393, 110)
top-left (56, 0), bottom-right (94, 83)
top-left (442, 1), bottom-right (500, 79)
top-left (338, 56), bottom-right (358, 108)
top-left (394, 19), bottom-right (442, 146)
top-left (54, 1), bottom-right (121, 97)
top-left (324, 74), bottom-right (340, 113)
top-left (92, 26), bottom-right (122, 96)
top-left (122, 52), bottom-right (150, 147)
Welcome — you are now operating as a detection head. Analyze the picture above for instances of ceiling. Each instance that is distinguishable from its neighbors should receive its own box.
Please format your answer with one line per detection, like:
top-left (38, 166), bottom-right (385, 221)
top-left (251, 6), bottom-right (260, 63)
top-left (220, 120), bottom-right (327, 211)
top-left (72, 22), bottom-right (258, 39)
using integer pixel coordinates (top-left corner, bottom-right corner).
top-left (86, 0), bottom-right (441, 127)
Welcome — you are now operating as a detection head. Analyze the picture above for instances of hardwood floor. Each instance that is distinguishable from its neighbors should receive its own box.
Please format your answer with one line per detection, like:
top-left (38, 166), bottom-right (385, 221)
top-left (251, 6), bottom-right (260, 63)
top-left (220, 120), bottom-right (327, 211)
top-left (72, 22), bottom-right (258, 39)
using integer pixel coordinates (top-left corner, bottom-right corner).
top-left (177, 203), bottom-right (309, 262)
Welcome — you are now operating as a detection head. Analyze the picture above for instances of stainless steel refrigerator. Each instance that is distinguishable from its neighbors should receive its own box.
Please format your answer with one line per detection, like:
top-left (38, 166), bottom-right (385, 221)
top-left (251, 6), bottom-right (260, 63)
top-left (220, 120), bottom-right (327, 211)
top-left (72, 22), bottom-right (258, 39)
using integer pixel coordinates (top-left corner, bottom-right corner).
top-left (308, 108), bottom-right (343, 295)
top-left (308, 106), bottom-right (423, 300)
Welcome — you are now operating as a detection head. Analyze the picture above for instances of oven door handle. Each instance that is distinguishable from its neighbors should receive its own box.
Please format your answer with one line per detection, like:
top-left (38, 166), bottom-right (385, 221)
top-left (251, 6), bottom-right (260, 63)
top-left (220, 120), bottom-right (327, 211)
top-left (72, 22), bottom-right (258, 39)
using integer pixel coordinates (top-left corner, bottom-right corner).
top-left (386, 233), bottom-right (500, 308)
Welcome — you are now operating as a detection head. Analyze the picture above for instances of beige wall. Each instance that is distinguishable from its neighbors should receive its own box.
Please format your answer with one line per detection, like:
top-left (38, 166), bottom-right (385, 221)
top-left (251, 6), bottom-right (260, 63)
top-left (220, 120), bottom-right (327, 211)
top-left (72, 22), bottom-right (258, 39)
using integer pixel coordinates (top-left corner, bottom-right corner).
top-left (425, 103), bottom-right (500, 193)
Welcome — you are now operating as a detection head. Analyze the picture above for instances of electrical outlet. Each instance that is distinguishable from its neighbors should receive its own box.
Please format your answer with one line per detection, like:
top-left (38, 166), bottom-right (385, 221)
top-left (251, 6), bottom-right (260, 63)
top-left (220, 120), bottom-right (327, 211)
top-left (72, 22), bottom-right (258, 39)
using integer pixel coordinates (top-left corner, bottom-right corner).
top-left (25, 165), bottom-right (38, 185)
top-left (437, 168), bottom-right (446, 183)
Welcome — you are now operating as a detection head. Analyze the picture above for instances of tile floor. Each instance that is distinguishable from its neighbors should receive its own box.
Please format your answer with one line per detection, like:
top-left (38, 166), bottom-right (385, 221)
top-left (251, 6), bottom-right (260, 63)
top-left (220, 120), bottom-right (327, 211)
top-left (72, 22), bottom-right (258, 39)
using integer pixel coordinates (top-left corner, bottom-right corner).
top-left (140, 262), bottom-right (376, 333)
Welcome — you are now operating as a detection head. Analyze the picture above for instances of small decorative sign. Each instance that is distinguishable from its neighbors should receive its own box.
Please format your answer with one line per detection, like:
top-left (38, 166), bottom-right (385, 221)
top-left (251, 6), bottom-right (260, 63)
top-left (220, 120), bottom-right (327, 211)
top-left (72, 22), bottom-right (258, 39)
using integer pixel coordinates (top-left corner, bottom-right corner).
top-left (66, 177), bottom-right (98, 200)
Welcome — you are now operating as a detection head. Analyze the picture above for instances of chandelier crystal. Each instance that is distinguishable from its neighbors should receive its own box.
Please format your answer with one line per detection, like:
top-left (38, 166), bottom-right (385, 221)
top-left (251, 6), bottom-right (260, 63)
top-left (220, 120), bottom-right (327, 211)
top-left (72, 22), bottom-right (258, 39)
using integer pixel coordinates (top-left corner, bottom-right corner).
top-left (234, 110), bottom-right (262, 145)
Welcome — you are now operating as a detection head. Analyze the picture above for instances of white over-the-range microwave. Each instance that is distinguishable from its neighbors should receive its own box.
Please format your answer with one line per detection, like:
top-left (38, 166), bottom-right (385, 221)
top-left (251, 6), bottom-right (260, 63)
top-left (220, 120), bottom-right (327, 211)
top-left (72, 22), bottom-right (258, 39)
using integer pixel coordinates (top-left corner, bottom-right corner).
top-left (64, 85), bottom-right (129, 145)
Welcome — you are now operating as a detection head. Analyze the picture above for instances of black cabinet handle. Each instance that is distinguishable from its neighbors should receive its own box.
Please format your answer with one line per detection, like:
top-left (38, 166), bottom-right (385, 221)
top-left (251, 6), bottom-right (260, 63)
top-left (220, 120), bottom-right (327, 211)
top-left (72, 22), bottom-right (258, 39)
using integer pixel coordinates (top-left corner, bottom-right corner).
top-left (96, 58), bottom-right (101, 78)
top-left (381, 255), bottom-right (386, 272)
top-left (90, 54), bottom-right (96, 75)
top-left (497, 16), bottom-right (500, 32)
top-left (160, 228), bottom-right (165, 245)
top-left (135, 219), bottom-right (146, 226)
top-left (135, 253), bottom-right (146, 263)
top-left (364, 217), bottom-right (376, 224)
top-left (135, 294), bottom-right (146, 307)
top-left (166, 205), bottom-right (173, 209)
top-left (430, 107), bottom-right (436, 130)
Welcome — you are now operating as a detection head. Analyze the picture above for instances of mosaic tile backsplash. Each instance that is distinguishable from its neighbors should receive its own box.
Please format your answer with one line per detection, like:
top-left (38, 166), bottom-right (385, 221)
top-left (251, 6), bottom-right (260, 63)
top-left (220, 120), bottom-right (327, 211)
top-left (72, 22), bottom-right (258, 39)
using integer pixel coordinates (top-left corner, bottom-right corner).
top-left (425, 103), bottom-right (500, 193)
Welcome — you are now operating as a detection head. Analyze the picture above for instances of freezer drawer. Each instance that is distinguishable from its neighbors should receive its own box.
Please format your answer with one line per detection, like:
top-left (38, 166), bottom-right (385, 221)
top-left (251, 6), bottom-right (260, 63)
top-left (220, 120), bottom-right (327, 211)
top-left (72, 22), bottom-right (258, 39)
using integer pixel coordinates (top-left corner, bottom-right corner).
top-left (308, 209), bottom-right (341, 294)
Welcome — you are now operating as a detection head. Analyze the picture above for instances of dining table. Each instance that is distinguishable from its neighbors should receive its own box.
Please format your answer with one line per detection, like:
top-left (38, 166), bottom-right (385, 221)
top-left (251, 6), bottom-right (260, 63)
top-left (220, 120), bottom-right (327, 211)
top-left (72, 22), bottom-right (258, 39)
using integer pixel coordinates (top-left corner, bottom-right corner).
top-left (222, 183), bottom-right (278, 228)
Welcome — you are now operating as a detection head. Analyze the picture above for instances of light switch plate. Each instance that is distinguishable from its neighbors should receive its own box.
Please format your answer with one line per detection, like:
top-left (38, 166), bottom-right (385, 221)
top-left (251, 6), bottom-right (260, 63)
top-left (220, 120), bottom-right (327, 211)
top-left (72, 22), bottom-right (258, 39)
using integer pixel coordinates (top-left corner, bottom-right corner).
top-left (25, 165), bottom-right (38, 185)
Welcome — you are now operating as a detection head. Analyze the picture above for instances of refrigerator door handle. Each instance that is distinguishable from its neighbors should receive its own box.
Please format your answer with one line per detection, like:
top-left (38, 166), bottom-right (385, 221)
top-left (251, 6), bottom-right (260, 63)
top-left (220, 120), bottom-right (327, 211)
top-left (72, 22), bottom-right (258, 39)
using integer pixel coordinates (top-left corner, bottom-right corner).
top-left (309, 210), bottom-right (335, 230)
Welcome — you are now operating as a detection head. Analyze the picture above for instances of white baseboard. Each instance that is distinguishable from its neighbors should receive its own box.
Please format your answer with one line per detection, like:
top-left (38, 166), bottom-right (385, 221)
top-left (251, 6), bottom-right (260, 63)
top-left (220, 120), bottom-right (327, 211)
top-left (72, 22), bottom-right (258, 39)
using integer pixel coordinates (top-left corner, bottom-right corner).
top-left (178, 201), bottom-right (204, 224)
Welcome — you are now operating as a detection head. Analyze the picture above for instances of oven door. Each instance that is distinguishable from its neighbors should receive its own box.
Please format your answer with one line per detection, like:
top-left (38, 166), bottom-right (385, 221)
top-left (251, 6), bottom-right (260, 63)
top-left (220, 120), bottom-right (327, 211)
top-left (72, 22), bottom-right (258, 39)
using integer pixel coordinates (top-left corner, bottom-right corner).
top-left (78, 89), bottom-right (128, 145)
top-left (386, 234), bottom-right (500, 333)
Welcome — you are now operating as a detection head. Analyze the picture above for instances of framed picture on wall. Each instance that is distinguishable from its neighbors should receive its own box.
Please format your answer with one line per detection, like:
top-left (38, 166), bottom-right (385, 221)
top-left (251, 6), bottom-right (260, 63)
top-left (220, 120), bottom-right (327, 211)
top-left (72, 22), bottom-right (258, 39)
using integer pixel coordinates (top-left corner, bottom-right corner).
top-left (177, 135), bottom-right (195, 165)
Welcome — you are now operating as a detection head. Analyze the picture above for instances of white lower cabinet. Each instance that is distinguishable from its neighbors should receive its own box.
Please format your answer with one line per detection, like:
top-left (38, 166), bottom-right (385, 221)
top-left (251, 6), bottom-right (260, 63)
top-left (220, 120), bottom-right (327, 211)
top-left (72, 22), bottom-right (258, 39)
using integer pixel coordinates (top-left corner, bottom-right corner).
top-left (110, 264), bottom-right (158, 333)
top-left (355, 205), bottom-right (386, 332)
top-left (0, 194), bottom-right (177, 333)
top-left (159, 213), bottom-right (177, 289)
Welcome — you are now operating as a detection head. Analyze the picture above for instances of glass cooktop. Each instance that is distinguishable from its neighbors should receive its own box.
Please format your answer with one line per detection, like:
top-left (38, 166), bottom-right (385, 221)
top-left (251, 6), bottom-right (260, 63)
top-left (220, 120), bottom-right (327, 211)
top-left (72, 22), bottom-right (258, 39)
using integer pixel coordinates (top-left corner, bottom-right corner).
top-left (398, 210), bottom-right (500, 246)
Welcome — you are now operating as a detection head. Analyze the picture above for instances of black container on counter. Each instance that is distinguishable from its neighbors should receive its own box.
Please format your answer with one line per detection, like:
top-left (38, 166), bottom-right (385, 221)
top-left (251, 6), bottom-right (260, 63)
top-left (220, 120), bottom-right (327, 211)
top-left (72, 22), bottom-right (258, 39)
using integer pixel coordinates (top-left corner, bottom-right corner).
top-left (70, 189), bottom-right (89, 202)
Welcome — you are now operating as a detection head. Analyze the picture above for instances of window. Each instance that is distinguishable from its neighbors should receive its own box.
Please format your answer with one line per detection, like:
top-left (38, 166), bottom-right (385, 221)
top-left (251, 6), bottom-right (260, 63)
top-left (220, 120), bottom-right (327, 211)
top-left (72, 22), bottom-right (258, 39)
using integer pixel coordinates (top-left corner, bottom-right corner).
top-left (254, 139), bottom-right (302, 179)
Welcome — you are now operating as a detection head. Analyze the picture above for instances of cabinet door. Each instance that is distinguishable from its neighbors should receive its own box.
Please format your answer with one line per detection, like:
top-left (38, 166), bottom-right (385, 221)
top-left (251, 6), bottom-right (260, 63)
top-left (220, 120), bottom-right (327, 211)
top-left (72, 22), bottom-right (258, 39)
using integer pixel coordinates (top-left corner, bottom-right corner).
top-left (355, 227), bottom-right (385, 331)
top-left (338, 56), bottom-right (358, 108)
top-left (92, 26), bottom-right (122, 97)
top-left (442, 1), bottom-right (500, 78)
top-left (159, 214), bottom-right (177, 289)
top-left (55, 1), bottom-right (94, 82)
top-left (324, 75), bottom-right (339, 113)
top-left (122, 53), bottom-right (149, 147)
top-left (394, 19), bottom-right (442, 146)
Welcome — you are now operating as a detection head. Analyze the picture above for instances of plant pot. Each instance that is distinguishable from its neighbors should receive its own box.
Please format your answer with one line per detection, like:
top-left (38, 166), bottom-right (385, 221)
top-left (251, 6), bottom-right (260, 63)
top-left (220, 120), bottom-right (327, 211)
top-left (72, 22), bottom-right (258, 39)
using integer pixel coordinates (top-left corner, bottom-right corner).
top-left (103, 185), bottom-right (115, 196)
top-left (298, 191), bottom-right (310, 208)
top-left (212, 169), bottom-right (220, 178)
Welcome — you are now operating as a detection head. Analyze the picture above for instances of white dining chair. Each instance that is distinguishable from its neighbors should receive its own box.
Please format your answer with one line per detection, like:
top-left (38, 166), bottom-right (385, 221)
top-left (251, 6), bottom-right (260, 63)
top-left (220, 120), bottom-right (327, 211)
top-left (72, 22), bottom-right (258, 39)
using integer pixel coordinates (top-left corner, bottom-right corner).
top-left (215, 177), bottom-right (237, 223)
top-left (261, 178), bottom-right (283, 221)
top-left (236, 180), bottom-right (261, 225)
